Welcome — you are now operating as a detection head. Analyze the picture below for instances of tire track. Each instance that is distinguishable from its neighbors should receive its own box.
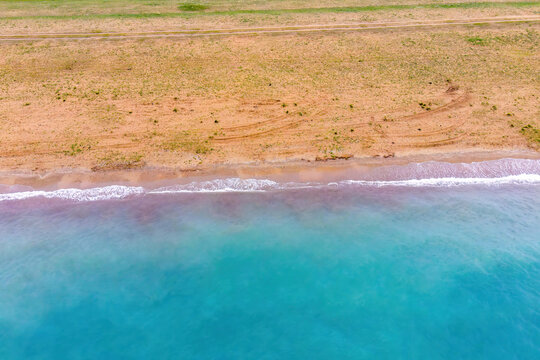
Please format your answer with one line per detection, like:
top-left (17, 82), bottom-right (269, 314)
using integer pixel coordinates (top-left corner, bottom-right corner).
top-left (1, 16), bottom-right (538, 42)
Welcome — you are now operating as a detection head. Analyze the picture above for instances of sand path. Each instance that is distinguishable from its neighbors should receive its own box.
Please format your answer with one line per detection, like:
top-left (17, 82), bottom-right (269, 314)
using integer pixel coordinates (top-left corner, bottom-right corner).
top-left (1, 16), bottom-right (539, 41)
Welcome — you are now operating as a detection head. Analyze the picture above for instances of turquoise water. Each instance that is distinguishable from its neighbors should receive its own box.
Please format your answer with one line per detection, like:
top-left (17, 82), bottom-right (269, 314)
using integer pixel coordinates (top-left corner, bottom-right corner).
top-left (1, 169), bottom-right (540, 358)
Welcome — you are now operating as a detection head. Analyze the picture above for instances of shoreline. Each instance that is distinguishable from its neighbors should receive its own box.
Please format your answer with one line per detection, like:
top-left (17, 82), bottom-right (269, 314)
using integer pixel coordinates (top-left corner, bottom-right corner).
top-left (1, 149), bottom-right (539, 192)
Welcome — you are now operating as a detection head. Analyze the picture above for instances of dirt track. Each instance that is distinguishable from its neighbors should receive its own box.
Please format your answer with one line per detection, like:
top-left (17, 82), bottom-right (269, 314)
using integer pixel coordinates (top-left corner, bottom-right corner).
top-left (1, 16), bottom-right (539, 41)
top-left (0, 88), bottom-right (480, 158)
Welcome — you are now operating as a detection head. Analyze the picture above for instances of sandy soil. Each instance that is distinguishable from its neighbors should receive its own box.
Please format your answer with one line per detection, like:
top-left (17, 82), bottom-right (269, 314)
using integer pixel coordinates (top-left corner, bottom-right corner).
top-left (2, 5), bottom-right (539, 35)
top-left (0, 3), bottom-right (538, 178)
top-left (1, 150), bottom-right (539, 190)
top-left (1, 16), bottom-right (538, 41)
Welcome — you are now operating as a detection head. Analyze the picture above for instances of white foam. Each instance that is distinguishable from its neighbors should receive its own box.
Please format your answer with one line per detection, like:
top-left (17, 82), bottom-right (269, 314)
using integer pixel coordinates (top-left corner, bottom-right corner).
top-left (1, 159), bottom-right (539, 202)
top-left (150, 178), bottom-right (281, 193)
top-left (149, 174), bottom-right (540, 194)
top-left (338, 174), bottom-right (540, 187)
top-left (358, 158), bottom-right (540, 181)
top-left (0, 185), bottom-right (144, 202)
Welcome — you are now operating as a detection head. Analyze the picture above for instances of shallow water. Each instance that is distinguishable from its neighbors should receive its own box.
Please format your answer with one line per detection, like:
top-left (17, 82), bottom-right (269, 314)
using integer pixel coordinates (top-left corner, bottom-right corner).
top-left (1, 160), bottom-right (540, 359)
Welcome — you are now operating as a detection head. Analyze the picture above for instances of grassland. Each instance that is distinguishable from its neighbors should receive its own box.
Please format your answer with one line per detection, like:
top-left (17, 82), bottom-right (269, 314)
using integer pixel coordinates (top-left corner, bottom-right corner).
top-left (1, 0), bottom-right (538, 18)
top-left (0, 1), bottom-right (539, 172)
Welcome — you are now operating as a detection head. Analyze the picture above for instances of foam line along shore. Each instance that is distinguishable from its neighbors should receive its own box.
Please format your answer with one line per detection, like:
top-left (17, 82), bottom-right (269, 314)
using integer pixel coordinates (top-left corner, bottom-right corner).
top-left (1, 158), bottom-right (539, 202)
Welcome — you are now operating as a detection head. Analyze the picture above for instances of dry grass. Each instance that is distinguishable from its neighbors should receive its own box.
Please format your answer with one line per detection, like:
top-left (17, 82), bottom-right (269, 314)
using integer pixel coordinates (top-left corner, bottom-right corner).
top-left (1, 1), bottom-right (536, 18)
top-left (92, 151), bottom-right (145, 171)
top-left (0, 2), bottom-right (538, 171)
top-left (0, 1), bottom-right (538, 34)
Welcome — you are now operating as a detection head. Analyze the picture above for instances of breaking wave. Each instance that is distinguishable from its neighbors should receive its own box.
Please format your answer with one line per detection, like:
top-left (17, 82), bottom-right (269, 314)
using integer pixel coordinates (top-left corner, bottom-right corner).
top-left (1, 158), bottom-right (539, 202)
top-left (0, 185), bottom-right (144, 202)
top-left (150, 178), bottom-right (283, 193)
top-left (337, 174), bottom-right (540, 187)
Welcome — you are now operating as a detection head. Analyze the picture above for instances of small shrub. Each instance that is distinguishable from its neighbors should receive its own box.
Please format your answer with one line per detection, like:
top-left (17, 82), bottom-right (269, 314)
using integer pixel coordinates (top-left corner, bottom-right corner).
top-left (64, 142), bottom-right (92, 156)
top-left (418, 102), bottom-right (431, 111)
top-left (520, 124), bottom-right (540, 145)
top-left (510, 121), bottom-right (540, 147)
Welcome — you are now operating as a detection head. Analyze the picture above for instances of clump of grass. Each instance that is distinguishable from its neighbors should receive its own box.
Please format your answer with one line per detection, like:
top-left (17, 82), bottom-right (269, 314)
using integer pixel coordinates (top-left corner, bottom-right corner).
top-left (92, 152), bottom-right (144, 171)
top-left (467, 36), bottom-right (487, 46)
top-left (178, 3), bottom-right (208, 11)
top-left (360, 136), bottom-right (375, 149)
top-left (418, 102), bottom-right (431, 111)
top-left (63, 141), bottom-right (92, 156)
top-left (520, 124), bottom-right (540, 146)
top-left (162, 131), bottom-right (212, 154)
top-left (510, 120), bottom-right (540, 147)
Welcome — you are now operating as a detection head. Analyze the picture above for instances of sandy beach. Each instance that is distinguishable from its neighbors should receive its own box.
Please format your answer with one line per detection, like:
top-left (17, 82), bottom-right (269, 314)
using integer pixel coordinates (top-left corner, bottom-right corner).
top-left (0, 149), bottom-right (538, 191)
top-left (0, 1), bottom-right (538, 188)
top-left (2, 2), bottom-right (540, 357)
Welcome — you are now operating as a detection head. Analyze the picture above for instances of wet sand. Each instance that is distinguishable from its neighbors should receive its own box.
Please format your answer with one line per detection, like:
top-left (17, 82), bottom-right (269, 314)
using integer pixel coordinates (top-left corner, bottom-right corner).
top-left (1, 149), bottom-right (538, 191)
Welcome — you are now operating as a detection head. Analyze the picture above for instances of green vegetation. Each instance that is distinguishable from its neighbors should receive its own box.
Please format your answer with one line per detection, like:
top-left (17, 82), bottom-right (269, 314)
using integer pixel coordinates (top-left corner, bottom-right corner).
top-left (510, 121), bottom-right (540, 147)
top-left (2, 1), bottom-right (538, 20)
top-left (465, 29), bottom-right (539, 47)
top-left (93, 152), bottom-right (144, 171)
top-left (64, 141), bottom-right (92, 156)
top-left (467, 36), bottom-right (488, 45)
top-left (178, 3), bottom-right (208, 12)
top-left (162, 131), bottom-right (213, 155)
top-left (1, 9), bottom-right (538, 169)
top-left (418, 102), bottom-right (432, 111)
top-left (317, 128), bottom-right (359, 156)
top-left (520, 124), bottom-right (540, 145)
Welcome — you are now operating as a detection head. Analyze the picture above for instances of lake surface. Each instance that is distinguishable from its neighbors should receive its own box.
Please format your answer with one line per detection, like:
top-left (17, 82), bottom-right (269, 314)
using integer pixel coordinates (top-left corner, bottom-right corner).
top-left (1, 159), bottom-right (540, 359)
